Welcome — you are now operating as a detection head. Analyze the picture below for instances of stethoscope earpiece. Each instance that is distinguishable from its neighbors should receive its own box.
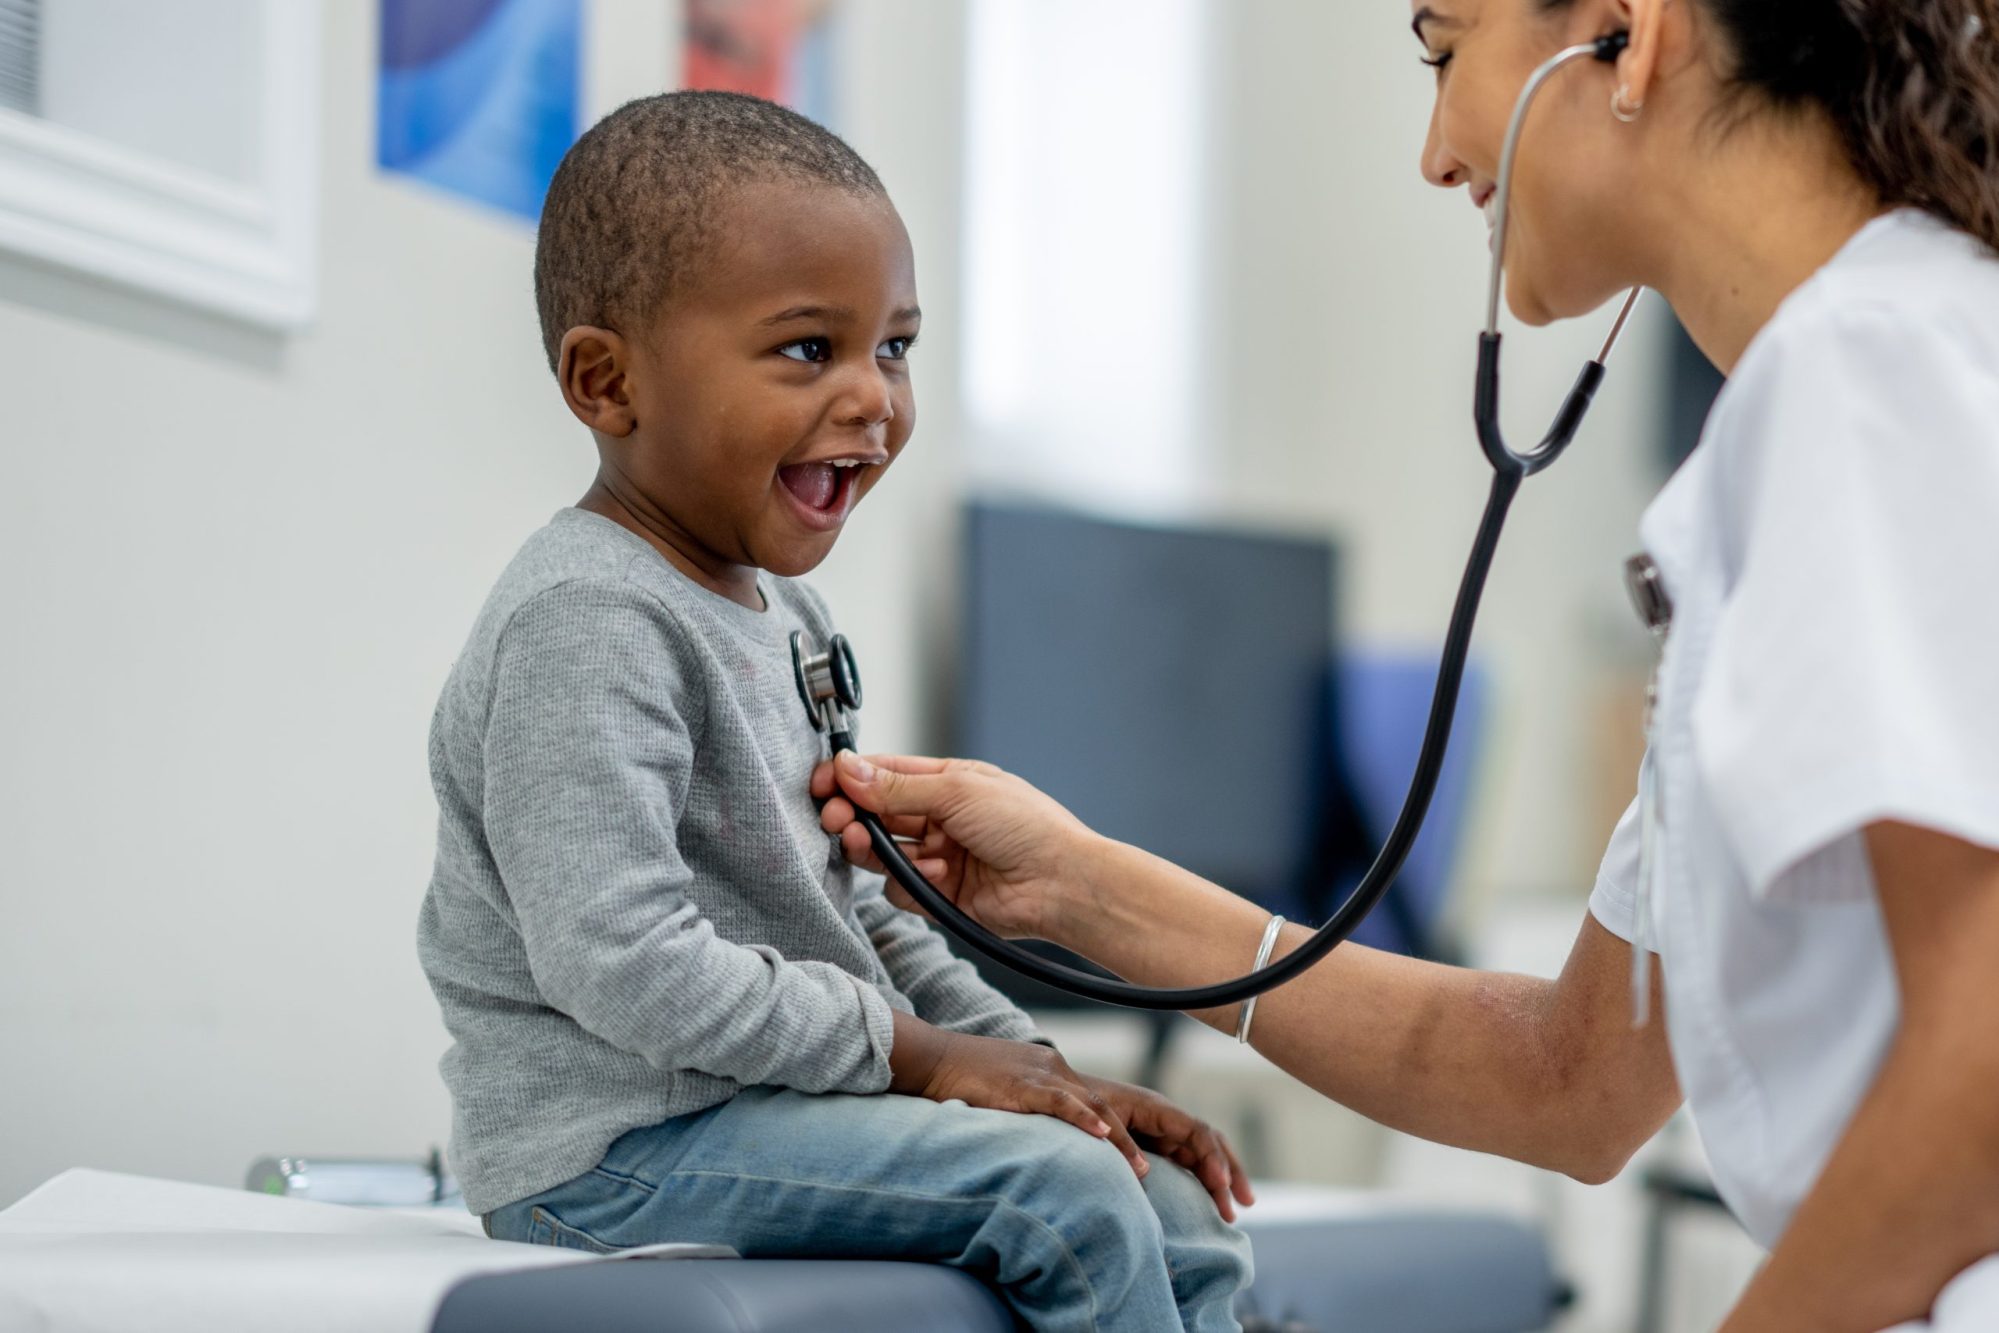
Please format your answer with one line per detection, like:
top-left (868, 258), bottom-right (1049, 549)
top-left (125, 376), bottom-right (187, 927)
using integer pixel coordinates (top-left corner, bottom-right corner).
top-left (1594, 29), bottom-right (1631, 62)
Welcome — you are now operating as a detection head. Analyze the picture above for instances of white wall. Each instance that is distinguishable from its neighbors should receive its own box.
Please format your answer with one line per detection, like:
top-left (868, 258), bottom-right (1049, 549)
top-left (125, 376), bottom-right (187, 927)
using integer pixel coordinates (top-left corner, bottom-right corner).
top-left (0, 0), bottom-right (968, 1207)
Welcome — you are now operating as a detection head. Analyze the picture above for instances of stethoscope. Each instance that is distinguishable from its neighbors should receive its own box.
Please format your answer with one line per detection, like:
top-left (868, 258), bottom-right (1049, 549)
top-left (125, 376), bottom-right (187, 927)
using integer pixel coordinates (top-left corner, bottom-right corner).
top-left (795, 31), bottom-right (1642, 1012)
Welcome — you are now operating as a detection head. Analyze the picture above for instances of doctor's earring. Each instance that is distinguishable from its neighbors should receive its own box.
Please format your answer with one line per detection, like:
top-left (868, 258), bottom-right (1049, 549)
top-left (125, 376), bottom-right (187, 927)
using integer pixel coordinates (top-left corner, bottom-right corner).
top-left (1612, 85), bottom-right (1645, 122)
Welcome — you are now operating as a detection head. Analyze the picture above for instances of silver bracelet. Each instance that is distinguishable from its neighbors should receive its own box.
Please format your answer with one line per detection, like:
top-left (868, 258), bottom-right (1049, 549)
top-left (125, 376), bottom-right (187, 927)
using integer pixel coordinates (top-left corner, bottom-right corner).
top-left (1234, 913), bottom-right (1287, 1045)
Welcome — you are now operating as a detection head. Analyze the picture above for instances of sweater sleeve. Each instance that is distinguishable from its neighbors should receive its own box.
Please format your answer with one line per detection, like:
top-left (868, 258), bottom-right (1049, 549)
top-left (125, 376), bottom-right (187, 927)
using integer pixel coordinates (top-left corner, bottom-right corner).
top-left (852, 873), bottom-right (1045, 1044)
top-left (483, 580), bottom-right (896, 1093)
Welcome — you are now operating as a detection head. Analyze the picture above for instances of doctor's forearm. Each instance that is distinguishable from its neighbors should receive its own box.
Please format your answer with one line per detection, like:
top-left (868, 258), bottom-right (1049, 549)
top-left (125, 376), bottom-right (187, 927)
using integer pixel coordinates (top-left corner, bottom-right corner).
top-left (1069, 839), bottom-right (1678, 1181)
top-left (1722, 826), bottom-right (1999, 1332)
top-left (1720, 1002), bottom-right (1999, 1331)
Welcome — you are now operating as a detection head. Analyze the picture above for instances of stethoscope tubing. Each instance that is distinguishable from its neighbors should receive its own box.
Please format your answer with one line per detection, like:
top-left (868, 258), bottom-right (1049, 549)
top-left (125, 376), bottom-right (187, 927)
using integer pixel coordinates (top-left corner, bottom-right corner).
top-left (833, 30), bottom-right (1639, 1013)
top-left (833, 466), bottom-right (1522, 1012)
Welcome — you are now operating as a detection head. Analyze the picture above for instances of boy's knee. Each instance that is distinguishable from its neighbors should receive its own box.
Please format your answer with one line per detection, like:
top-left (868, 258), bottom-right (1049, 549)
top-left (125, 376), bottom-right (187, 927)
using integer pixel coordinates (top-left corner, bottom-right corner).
top-left (999, 1118), bottom-right (1158, 1235)
top-left (1139, 1152), bottom-right (1229, 1236)
top-left (1141, 1156), bottom-right (1255, 1292)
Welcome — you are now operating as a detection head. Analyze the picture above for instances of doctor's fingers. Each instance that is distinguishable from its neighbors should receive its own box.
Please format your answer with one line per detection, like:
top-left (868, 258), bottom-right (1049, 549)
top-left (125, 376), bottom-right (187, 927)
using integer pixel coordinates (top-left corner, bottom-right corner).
top-left (834, 752), bottom-right (996, 818)
top-left (819, 794), bottom-right (928, 841)
top-left (811, 751), bottom-right (967, 791)
top-left (816, 755), bottom-right (1001, 805)
top-left (882, 879), bottom-right (936, 919)
top-left (882, 853), bottom-right (965, 911)
top-left (829, 813), bottom-right (930, 861)
top-left (834, 820), bottom-right (953, 891)
top-left (845, 752), bottom-right (980, 777)
top-left (810, 759), bottom-right (839, 799)
top-left (836, 822), bottom-right (882, 871)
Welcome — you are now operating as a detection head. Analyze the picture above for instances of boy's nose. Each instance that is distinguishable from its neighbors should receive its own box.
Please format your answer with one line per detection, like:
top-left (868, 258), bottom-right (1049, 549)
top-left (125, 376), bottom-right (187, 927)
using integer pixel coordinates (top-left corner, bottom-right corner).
top-left (837, 364), bottom-right (896, 428)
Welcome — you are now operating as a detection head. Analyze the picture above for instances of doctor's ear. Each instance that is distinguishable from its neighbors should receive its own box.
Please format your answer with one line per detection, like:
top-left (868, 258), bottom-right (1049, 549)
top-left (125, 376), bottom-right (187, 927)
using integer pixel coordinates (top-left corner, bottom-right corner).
top-left (1609, 0), bottom-right (1689, 121)
top-left (558, 326), bottom-right (639, 437)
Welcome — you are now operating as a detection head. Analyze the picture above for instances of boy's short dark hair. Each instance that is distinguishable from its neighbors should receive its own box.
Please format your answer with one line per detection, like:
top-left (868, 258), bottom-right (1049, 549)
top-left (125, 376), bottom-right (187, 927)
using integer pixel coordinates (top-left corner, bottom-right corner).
top-left (534, 90), bottom-right (886, 374)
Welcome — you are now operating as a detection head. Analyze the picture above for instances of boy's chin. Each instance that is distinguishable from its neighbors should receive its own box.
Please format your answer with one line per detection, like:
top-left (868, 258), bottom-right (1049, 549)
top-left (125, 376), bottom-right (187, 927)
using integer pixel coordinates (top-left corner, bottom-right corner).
top-left (756, 532), bottom-right (841, 579)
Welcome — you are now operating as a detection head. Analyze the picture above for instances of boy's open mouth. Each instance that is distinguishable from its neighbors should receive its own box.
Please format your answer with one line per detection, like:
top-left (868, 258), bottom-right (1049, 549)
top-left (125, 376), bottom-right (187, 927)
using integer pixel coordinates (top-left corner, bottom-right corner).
top-left (778, 461), bottom-right (865, 518)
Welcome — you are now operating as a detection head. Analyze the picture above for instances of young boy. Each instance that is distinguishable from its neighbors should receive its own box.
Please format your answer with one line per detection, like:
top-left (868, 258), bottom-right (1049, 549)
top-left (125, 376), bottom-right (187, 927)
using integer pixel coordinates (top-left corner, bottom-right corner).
top-left (416, 92), bottom-right (1252, 1332)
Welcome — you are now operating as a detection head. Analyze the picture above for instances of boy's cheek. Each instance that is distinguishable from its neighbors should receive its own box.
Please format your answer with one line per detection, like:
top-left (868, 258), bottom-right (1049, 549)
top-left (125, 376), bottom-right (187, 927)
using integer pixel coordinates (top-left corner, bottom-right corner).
top-left (880, 411), bottom-right (916, 471)
top-left (855, 465), bottom-right (895, 511)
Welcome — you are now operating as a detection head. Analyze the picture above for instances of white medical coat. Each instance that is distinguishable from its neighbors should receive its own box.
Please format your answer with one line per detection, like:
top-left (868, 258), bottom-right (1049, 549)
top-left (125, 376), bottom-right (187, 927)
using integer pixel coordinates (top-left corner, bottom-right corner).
top-left (1586, 209), bottom-right (1999, 1326)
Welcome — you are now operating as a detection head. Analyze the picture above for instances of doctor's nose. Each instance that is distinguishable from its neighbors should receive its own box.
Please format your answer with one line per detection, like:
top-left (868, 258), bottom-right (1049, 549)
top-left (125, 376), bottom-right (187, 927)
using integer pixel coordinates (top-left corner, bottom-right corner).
top-left (1421, 114), bottom-right (1468, 190)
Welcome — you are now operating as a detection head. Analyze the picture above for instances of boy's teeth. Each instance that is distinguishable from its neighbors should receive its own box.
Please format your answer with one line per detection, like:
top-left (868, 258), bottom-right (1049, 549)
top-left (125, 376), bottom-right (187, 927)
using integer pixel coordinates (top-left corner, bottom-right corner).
top-left (780, 462), bottom-right (840, 511)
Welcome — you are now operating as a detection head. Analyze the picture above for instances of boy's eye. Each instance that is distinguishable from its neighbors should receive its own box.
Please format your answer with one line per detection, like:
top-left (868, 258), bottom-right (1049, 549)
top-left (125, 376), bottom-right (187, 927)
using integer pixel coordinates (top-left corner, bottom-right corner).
top-left (877, 335), bottom-right (916, 360)
top-left (777, 337), bottom-right (833, 363)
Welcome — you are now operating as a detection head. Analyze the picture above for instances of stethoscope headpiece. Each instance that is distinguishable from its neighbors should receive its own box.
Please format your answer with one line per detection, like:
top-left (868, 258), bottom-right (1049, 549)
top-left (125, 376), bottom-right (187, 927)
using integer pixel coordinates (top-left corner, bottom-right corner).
top-left (1475, 27), bottom-right (1642, 480)
top-left (791, 631), bottom-right (863, 735)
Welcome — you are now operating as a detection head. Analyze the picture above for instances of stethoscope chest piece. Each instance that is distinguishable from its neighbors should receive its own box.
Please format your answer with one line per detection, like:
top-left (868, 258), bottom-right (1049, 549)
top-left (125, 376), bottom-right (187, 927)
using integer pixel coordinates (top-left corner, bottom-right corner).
top-left (792, 631), bottom-right (863, 737)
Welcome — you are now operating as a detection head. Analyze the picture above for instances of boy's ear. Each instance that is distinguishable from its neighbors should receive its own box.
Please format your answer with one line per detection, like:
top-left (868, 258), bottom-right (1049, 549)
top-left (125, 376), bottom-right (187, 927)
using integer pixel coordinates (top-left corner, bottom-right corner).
top-left (558, 326), bottom-right (638, 437)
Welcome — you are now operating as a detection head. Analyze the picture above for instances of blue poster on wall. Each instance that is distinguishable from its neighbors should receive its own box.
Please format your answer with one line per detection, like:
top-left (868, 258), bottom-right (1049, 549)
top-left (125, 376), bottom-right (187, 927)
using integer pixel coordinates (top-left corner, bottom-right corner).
top-left (377, 0), bottom-right (582, 222)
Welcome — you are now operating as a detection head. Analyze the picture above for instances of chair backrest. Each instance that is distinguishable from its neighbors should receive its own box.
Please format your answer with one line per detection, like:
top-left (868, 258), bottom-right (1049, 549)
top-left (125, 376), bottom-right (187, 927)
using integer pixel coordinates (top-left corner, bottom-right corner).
top-left (956, 500), bottom-right (1340, 1011)
top-left (1320, 651), bottom-right (1490, 960)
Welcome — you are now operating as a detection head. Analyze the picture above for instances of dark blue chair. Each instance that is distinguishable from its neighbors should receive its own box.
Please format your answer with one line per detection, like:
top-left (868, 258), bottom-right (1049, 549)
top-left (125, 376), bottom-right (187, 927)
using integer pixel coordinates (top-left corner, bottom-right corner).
top-left (1321, 651), bottom-right (1491, 962)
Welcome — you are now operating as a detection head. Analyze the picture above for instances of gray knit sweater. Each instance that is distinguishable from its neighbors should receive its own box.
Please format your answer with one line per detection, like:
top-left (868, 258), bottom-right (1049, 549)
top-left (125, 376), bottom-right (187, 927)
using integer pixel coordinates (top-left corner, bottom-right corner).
top-left (418, 509), bottom-right (1041, 1215)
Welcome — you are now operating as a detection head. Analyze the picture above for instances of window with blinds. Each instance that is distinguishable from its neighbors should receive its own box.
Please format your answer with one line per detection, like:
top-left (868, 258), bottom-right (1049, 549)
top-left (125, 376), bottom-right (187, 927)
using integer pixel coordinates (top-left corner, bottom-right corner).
top-left (0, 0), bottom-right (38, 115)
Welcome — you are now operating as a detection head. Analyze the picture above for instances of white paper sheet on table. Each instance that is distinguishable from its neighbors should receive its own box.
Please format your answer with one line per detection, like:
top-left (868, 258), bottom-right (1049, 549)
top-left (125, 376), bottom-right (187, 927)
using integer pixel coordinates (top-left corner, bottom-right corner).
top-left (0, 1168), bottom-right (734, 1333)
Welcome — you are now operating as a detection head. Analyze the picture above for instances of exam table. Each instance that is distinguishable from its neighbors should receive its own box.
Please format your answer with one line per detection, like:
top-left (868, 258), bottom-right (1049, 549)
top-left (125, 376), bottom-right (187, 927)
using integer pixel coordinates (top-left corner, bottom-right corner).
top-left (0, 1161), bottom-right (1565, 1333)
top-left (270, 1156), bottom-right (1568, 1333)
top-left (438, 1194), bottom-right (1561, 1332)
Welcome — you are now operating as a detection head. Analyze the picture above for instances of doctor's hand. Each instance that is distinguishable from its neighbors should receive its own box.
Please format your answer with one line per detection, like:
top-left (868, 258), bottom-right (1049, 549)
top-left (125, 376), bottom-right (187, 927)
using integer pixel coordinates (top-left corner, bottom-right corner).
top-left (812, 752), bottom-right (1101, 944)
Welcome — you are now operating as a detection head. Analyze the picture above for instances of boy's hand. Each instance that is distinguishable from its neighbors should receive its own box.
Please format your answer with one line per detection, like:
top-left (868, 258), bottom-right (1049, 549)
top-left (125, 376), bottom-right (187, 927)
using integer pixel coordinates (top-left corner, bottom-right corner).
top-left (889, 1013), bottom-right (1151, 1174)
top-left (888, 1014), bottom-right (1252, 1219)
top-left (1080, 1075), bottom-right (1255, 1222)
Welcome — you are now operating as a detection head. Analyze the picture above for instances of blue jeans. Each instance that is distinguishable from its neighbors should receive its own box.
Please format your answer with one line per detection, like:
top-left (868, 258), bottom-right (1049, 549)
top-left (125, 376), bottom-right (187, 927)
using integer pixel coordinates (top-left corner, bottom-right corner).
top-left (487, 1087), bottom-right (1251, 1332)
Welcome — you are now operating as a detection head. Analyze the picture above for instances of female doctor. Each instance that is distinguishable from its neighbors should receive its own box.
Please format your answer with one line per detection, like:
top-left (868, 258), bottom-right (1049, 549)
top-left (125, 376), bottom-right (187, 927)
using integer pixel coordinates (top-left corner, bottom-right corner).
top-left (814, 0), bottom-right (1999, 1328)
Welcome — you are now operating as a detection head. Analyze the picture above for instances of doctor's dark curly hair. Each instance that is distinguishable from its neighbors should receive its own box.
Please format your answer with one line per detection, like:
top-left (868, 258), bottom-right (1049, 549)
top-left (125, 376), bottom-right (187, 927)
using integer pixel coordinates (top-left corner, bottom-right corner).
top-left (1546, 0), bottom-right (1999, 251)
top-left (533, 91), bottom-right (885, 375)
